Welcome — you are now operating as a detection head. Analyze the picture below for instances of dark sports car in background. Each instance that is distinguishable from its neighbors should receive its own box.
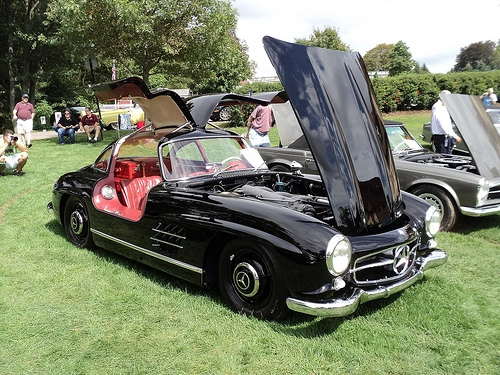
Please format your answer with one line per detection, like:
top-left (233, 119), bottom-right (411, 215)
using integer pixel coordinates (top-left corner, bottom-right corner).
top-left (258, 94), bottom-right (500, 231)
top-left (47, 37), bottom-right (446, 320)
top-left (209, 105), bottom-right (232, 121)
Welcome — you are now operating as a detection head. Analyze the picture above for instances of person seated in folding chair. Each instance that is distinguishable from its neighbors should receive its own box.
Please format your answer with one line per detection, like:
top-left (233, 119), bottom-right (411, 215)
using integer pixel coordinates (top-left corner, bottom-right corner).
top-left (56, 109), bottom-right (79, 145)
top-left (0, 129), bottom-right (29, 176)
top-left (79, 107), bottom-right (101, 143)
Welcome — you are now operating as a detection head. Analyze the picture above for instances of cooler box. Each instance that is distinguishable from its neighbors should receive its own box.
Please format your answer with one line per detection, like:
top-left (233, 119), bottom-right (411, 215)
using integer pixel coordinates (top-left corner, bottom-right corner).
top-left (118, 114), bottom-right (132, 130)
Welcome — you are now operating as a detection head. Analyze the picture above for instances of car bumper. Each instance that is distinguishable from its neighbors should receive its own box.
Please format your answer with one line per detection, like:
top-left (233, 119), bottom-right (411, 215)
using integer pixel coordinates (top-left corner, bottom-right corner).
top-left (460, 204), bottom-right (500, 217)
top-left (286, 249), bottom-right (447, 318)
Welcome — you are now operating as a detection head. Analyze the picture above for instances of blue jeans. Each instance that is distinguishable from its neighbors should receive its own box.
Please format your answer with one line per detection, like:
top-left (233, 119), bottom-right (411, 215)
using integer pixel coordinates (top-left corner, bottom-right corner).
top-left (248, 128), bottom-right (270, 147)
top-left (58, 128), bottom-right (75, 144)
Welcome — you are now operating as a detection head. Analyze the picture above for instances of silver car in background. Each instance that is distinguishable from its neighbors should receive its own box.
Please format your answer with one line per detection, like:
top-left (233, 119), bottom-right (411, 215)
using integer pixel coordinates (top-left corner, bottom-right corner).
top-left (258, 94), bottom-right (500, 231)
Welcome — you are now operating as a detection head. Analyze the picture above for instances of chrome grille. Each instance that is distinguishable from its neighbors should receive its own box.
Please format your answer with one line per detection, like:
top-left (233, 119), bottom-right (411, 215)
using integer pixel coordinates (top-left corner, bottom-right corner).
top-left (351, 239), bottom-right (419, 285)
top-left (487, 184), bottom-right (500, 200)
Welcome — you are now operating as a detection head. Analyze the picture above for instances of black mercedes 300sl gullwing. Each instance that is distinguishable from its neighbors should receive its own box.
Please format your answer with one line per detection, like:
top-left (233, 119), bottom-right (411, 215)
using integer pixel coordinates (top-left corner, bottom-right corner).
top-left (47, 37), bottom-right (447, 320)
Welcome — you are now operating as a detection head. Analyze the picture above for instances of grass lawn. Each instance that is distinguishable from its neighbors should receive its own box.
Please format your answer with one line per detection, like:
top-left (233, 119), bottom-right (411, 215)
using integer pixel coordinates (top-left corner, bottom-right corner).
top-left (1, 117), bottom-right (499, 374)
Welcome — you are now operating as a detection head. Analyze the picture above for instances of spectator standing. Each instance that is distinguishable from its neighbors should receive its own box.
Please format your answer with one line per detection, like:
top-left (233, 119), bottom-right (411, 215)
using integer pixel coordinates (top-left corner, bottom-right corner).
top-left (431, 90), bottom-right (461, 154)
top-left (57, 109), bottom-right (79, 145)
top-left (12, 94), bottom-right (35, 148)
top-left (0, 129), bottom-right (29, 176)
top-left (246, 105), bottom-right (275, 147)
top-left (480, 88), bottom-right (497, 106)
top-left (79, 107), bottom-right (101, 143)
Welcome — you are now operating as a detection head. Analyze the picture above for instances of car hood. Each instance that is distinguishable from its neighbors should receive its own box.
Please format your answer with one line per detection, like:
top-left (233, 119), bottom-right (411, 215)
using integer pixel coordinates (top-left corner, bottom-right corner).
top-left (441, 93), bottom-right (500, 179)
top-left (263, 36), bottom-right (403, 235)
top-left (91, 77), bottom-right (195, 129)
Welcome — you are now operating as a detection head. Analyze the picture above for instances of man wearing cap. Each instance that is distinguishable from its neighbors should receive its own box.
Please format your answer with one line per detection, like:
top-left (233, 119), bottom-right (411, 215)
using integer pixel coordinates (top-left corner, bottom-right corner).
top-left (12, 94), bottom-right (35, 148)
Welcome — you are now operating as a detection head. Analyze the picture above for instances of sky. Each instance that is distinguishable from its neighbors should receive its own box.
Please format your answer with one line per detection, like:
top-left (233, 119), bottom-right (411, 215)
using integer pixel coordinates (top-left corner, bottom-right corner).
top-left (233, 0), bottom-right (500, 78)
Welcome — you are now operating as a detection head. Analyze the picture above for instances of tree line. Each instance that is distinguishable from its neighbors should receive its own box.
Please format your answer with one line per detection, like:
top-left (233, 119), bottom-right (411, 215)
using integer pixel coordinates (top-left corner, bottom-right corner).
top-left (296, 26), bottom-right (500, 75)
top-left (0, 0), bottom-right (253, 129)
top-left (2, 5), bottom-right (499, 130)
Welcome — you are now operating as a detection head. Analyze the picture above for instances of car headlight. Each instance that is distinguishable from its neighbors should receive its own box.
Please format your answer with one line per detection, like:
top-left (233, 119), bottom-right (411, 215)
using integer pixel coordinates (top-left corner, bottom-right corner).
top-left (326, 235), bottom-right (352, 276)
top-left (425, 205), bottom-right (441, 237)
top-left (477, 178), bottom-right (489, 207)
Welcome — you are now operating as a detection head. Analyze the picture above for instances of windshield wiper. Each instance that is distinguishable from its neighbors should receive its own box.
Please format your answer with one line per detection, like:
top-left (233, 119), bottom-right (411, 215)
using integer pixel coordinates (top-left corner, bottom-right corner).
top-left (253, 161), bottom-right (269, 171)
top-left (213, 163), bottom-right (240, 177)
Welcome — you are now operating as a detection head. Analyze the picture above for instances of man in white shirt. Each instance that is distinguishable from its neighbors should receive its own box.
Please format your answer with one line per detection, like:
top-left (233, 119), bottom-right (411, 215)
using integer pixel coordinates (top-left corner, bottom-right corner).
top-left (431, 90), bottom-right (461, 154)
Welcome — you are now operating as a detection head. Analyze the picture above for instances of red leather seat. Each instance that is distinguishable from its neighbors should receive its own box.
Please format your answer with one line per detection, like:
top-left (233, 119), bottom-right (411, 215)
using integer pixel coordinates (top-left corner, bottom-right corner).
top-left (119, 176), bottom-right (162, 212)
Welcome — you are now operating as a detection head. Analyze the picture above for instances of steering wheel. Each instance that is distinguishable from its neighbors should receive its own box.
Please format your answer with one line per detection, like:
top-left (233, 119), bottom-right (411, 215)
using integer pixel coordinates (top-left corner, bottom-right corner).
top-left (221, 156), bottom-right (242, 166)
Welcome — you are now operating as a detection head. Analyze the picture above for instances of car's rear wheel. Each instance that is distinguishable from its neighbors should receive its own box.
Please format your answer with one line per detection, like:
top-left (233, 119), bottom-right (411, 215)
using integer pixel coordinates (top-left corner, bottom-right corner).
top-left (411, 185), bottom-right (457, 231)
top-left (218, 239), bottom-right (289, 320)
top-left (218, 106), bottom-right (232, 121)
top-left (64, 196), bottom-right (94, 248)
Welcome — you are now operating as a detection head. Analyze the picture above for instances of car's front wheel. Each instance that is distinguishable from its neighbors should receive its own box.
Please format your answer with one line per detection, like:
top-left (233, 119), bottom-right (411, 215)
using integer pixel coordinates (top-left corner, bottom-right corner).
top-left (411, 185), bottom-right (457, 231)
top-left (64, 196), bottom-right (94, 248)
top-left (218, 239), bottom-right (289, 320)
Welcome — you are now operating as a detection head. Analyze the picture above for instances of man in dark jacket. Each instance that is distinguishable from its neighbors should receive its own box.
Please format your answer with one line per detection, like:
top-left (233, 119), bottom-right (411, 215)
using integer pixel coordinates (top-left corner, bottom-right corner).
top-left (57, 109), bottom-right (79, 145)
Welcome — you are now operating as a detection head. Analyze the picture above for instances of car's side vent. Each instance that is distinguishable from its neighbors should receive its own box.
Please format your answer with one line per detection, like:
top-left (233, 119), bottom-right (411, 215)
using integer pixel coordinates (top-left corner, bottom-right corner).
top-left (151, 222), bottom-right (186, 254)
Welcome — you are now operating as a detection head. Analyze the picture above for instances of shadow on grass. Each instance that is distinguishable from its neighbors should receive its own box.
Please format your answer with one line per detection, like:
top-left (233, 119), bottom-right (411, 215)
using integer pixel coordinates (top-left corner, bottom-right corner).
top-left (45, 128), bottom-right (128, 146)
top-left (45, 218), bottom-right (65, 235)
top-left (450, 214), bottom-right (500, 235)
top-left (45, 217), bottom-right (408, 335)
top-left (44, 219), bottom-right (223, 305)
top-left (273, 294), bottom-right (402, 337)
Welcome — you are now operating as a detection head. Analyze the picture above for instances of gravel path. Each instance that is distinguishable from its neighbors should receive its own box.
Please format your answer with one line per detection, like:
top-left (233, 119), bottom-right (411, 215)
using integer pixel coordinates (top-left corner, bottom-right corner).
top-left (31, 130), bottom-right (59, 140)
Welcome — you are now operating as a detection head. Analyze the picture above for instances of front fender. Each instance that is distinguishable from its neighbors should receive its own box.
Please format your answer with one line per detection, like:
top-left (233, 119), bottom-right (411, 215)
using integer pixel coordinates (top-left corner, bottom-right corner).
top-left (267, 158), bottom-right (295, 170)
top-left (171, 192), bottom-right (342, 296)
top-left (403, 178), bottom-right (460, 207)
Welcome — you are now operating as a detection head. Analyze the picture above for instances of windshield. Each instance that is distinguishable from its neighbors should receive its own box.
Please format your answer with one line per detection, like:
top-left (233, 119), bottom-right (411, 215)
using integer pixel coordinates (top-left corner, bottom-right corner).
top-left (386, 126), bottom-right (422, 152)
top-left (161, 137), bottom-right (267, 179)
top-left (487, 109), bottom-right (500, 125)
